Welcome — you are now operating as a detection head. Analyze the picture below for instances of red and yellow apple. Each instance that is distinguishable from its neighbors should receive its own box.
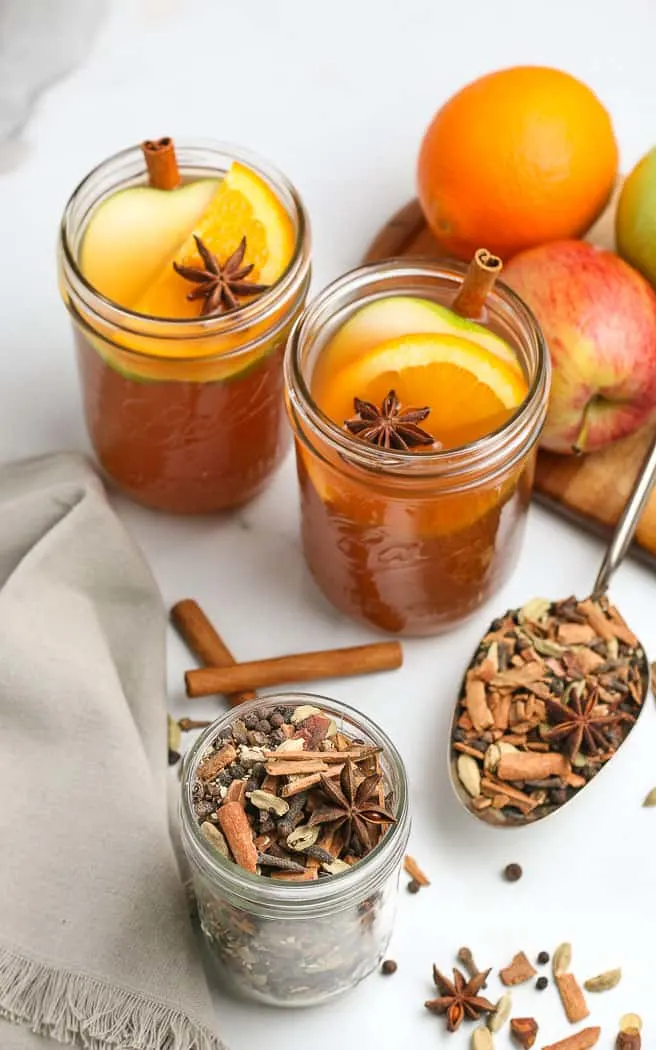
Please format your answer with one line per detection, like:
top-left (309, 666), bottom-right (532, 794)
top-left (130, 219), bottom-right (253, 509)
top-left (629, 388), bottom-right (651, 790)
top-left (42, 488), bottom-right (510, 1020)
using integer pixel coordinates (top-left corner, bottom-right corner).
top-left (503, 240), bottom-right (656, 453)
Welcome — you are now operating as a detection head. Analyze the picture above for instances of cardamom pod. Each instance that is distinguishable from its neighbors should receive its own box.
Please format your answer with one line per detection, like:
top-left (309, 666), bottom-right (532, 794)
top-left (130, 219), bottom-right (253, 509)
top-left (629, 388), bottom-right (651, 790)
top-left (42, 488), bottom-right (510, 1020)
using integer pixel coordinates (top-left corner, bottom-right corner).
top-left (642, 788), bottom-right (656, 807)
top-left (484, 744), bottom-right (501, 773)
top-left (291, 705), bottom-right (322, 723)
top-left (619, 1013), bottom-right (642, 1033)
top-left (471, 1025), bottom-right (494, 1050)
top-left (488, 992), bottom-right (511, 1032)
top-left (617, 1031), bottom-right (641, 1050)
top-left (584, 967), bottom-right (622, 992)
top-left (552, 941), bottom-right (572, 976)
top-left (457, 753), bottom-right (481, 797)
top-left (249, 790), bottom-right (290, 816)
top-left (286, 824), bottom-right (320, 851)
top-left (167, 714), bottom-right (181, 755)
top-left (518, 597), bottom-right (550, 624)
top-left (200, 822), bottom-right (229, 857)
top-left (321, 858), bottom-right (350, 875)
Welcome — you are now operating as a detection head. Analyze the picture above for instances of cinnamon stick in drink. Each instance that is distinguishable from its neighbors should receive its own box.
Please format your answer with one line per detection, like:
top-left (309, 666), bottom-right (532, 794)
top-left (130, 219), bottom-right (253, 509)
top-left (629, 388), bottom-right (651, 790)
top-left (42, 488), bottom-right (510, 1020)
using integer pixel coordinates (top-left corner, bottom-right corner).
top-left (452, 247), bottom-right (503, 320)
top-left (171, 599), bottom-right (255, 706)
top-left (185, 641), bottom-right (403, 697)
top-left (141, 137), bottom-right (180, 190)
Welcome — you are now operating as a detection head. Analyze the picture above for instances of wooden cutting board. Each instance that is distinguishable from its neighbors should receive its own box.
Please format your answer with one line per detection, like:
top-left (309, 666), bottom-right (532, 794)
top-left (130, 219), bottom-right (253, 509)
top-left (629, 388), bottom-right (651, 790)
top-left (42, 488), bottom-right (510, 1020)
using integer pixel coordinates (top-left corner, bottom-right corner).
top-left (362, 196), bottom-right (656, 569)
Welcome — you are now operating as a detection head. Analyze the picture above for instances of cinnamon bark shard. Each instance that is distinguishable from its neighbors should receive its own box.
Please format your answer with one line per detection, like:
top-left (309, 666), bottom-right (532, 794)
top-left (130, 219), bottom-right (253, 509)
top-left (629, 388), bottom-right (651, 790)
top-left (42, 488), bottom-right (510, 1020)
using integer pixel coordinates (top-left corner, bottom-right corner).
top-left (500, 952), bottom-right (537, 986)
top-left (497, 751), bottom-right (570, 781)
top-left (555, 972), bottom-right (589, 1023)
top-left (541, 1028), bottom-right (601, 1050)
top-left (197, 743), bottom-right (238, 780)
top-left (511, 1017), bottom-right (539, 1049)
top-left (217, 801), bottom-right (258, 873)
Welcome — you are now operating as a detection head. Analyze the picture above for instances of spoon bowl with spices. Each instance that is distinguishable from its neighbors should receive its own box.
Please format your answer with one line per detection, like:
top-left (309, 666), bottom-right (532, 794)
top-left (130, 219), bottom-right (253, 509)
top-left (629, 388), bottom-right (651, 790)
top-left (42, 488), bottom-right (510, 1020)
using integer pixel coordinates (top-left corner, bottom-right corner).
top-left (449, 432), bottom-right (656, 827)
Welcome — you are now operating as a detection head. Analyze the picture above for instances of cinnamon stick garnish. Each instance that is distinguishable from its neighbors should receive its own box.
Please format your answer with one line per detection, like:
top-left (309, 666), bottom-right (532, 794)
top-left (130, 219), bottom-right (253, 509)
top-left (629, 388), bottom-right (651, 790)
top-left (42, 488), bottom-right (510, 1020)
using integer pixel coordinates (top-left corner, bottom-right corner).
top-left (452, 247), bottom-right (503, 320)
top-left (141, 137), bottom-right (180, 190)
top-left (171, 599), bottom-right (255, 707)
top-left (185, 641), bottom-right (403, 697)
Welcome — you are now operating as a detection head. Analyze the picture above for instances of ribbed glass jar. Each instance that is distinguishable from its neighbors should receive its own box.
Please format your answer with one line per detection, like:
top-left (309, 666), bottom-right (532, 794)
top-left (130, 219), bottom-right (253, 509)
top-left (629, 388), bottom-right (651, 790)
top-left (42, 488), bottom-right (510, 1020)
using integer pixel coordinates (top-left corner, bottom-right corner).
top-left (59, 141), bottom-right (311, 513)
top-left (180, 693), bottom-right (410, 1007)
top-left (284, 260), bottom-right (550, 635)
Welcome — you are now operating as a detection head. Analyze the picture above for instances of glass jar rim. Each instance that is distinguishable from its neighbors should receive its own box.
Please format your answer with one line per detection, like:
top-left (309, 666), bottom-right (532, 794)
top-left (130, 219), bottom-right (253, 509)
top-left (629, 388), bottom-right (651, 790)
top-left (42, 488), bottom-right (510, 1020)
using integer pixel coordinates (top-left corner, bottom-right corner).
top-left (59, 139), bottom-right (312, 361)
top-left (180, 692), bottom-right (410, 914)
top-left (284, 258), bottom-right (550, 486)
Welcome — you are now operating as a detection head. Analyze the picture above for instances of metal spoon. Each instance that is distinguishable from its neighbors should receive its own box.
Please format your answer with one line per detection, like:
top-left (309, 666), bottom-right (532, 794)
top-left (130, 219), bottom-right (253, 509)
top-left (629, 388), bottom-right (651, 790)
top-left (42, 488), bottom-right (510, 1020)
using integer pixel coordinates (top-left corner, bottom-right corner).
top-left (449, 432), bottom-right (656, 828)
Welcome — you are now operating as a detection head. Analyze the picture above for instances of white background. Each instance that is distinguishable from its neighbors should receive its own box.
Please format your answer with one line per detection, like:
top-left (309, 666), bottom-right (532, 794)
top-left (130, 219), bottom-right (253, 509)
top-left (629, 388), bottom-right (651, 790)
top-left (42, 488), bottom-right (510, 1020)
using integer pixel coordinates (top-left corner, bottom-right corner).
top-left (2, 0), bottom-right (656, 1046)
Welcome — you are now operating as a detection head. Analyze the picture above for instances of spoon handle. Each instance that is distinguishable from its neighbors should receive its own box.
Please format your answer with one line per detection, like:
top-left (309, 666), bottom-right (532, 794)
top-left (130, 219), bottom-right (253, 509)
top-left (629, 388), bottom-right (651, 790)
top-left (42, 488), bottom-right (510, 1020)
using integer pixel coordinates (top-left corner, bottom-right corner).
top-left (592, 430), bottom-right (656, 596)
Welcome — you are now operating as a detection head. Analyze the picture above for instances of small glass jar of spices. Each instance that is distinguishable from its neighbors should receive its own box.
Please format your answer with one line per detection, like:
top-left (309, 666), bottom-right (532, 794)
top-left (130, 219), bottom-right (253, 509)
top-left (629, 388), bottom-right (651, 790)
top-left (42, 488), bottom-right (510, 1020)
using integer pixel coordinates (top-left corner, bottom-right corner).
top-left (180, 693), bottom-right (410, 1006)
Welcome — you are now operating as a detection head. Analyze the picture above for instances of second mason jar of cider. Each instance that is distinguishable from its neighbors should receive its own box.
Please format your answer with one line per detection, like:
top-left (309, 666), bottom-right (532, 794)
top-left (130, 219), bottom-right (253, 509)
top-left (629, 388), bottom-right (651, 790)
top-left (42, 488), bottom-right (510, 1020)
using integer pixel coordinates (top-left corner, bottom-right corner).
top-left (284, 259), bottom-right (550, 636)
top-left (59, 140), bottom-right (311, 513)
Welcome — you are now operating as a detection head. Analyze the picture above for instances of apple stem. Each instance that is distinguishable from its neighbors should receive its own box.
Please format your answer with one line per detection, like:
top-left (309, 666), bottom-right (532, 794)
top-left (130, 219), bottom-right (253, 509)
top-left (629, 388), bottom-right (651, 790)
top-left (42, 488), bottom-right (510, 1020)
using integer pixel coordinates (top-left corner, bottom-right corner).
top-left (141, 137), bottom-right (180, 190)
top-left (452, 248), bottom-right (503, 320)
top-left (572, 399), bottom-right (595, 454)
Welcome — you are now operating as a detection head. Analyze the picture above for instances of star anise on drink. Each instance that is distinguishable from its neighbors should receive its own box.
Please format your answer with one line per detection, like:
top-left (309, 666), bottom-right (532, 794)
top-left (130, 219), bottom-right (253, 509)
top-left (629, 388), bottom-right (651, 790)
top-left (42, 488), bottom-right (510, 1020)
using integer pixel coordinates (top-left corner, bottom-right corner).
top-left (172, 235), bottom-right (269, 316)
top-left (424, 966), bottom-right (494, 1032)
top-left (544, 685), bottom-right (634, 760)
top-left (344, 389), bottom-right (438, 451)
top-left (308, 759), bottom-right (396, 851)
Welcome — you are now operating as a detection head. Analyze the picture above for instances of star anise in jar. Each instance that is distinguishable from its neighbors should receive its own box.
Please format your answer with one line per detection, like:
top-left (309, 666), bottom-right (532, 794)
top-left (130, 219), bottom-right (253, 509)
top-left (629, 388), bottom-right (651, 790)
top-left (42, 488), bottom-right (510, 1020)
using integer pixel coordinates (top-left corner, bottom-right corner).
top-left (308, 759), bottom-right (396, 852)
top-left (544, 685), bottom-right (633, 760)
top-left (344, 389), bottom-right (437, 451)
top-left (425, 966), bottom-right (494, 1032)
top-left (173, 235), bottom-right (269, 316)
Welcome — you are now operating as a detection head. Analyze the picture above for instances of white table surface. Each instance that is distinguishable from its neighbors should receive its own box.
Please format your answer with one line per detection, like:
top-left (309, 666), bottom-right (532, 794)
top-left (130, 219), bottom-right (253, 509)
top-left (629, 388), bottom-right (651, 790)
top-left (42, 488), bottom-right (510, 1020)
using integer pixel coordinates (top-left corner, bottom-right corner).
top-left (3, 0), bottom-right (656, 1045)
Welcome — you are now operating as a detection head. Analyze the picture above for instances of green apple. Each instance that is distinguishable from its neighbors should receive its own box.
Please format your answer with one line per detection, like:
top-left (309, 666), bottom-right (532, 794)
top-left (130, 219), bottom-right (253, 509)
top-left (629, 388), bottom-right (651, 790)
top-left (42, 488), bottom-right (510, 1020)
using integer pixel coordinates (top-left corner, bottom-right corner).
top-left (616, 146), bottom-right (656, 287)
top-left (80, 178), bottom-right (220, 305)
top-left (325, 294), bottom-right (520, 371)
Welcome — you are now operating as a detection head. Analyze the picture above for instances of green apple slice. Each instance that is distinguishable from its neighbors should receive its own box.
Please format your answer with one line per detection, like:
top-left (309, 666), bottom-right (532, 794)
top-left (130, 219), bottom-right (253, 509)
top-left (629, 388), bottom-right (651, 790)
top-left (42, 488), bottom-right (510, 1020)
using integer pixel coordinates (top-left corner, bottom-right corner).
top-left (325, 295), bottom-right (521, 371)
top-left (80, 178), bottom-right (220, 307)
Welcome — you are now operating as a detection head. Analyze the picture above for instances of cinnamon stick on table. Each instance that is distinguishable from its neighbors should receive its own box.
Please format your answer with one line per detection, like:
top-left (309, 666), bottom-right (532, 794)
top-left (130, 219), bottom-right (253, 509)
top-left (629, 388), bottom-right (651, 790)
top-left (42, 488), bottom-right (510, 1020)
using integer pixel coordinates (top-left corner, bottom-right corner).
top-left (185, 641), bottom-right (403, 697)
top-left (452, 247), bottom-right (503, 320)
top-left (171, 599), bottom-right (255, 707)
top-left (141, 137), bottom-right (180, 190)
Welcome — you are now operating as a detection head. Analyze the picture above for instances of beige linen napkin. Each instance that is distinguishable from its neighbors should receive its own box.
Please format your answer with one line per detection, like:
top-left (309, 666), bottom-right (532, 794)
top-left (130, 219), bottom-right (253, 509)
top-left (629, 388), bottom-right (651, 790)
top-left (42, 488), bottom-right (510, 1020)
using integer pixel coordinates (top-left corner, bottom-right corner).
top-left (0, 453), bottom-right (224, 1050)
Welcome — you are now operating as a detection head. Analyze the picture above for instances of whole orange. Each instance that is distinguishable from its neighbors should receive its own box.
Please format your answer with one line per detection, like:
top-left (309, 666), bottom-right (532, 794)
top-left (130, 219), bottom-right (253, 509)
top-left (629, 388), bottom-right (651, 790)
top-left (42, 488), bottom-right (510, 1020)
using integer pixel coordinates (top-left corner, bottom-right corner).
top-left (417, 66), bottom-right (618, 261)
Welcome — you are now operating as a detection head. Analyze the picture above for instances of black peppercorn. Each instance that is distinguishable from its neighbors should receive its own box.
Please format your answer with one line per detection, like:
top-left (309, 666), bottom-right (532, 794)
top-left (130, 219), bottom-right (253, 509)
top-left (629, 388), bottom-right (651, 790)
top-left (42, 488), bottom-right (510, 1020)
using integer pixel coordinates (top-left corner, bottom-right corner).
top-left (503, 862), bottom-right (523, 882)
top-left (537, 951), bottom-right (550, 965)
top-left (243, 713), bottom-right (259, 730)
top-left (256, 719), bottom-right (272, 734)
top-left (536, 976), bottom-right (548, 990)
top-left (407, 879), bottom-right (421, 894)
top-left (269, 711), bottom-right (285, 728)
top-left (381, 959), bottom-right (397, 975)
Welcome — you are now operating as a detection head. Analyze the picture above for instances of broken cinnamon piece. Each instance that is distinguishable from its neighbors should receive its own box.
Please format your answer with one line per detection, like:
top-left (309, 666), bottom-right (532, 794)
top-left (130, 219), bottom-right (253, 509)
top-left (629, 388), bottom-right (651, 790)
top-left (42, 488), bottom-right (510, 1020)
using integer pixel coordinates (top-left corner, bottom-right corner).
top-left (511, 1017), bottom-right (538, 1049)
top-left (197, 743), bottom-right (238, 780)
top-left (217, 802), bottom-right (258, 873)
top-left (500, 952), bottom-right (537, 986)
top-left (224, 779), bottom-right (247, 805)
top-left (492, 661), bottom-right (545, 687)
top-left (497, 751), bottom-right (570, 781)
top-left (541, 1028), bottom-right (600, 1050)
top-left (262, 748), bottom-right (378, 762)
top-left (280, 766), bottom-right (345, 797)
top-left (481, 778), bottom-right (538, 813)
top-left (490, 692), bottom-right (511, 731)
top-left (464, 673), bottom-right (495, 730)
top-left (453, 742), bottom-right (488, 759)
top-left (403, 855), bottom-right (430, 887)
top-left (557, 623), bottom-right (596, 645)
top-left (264, 759), bottom-right (329, 775)
top-left (579, 599), bottom-right (615, 641)
top-left (555, 973), bottom-right (589, 1023)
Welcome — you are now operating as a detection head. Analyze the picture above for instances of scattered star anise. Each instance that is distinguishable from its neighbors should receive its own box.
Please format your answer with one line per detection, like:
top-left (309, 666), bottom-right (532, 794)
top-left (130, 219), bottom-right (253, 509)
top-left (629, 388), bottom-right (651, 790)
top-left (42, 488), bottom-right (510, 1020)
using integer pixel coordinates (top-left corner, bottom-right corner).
top-left (544, 685), bottom-right (633, 760)
top-left (425, 966), bottom-right (494, 1032)
top-left (172, 235), bottom-right (269, 316)
top-left (308, 759), bottom-right (396, 851)
top-left (344, 389), bottom-right (438, 451)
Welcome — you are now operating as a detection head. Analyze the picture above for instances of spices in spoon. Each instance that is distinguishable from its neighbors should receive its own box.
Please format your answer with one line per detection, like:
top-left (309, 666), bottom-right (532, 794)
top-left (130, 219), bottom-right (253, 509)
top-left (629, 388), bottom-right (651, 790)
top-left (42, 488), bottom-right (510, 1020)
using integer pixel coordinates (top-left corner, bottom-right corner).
top-left (451, 594), bottom-right (646, 825)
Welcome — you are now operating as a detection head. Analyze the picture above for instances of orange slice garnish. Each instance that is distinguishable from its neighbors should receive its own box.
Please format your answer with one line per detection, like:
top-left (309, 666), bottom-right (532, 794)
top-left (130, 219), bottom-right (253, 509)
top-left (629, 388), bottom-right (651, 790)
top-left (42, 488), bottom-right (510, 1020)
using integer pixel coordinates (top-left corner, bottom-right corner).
top-left (314, 332), bottom-right (528, 449)
top-left (135, 162), bottom-right (295, 320)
